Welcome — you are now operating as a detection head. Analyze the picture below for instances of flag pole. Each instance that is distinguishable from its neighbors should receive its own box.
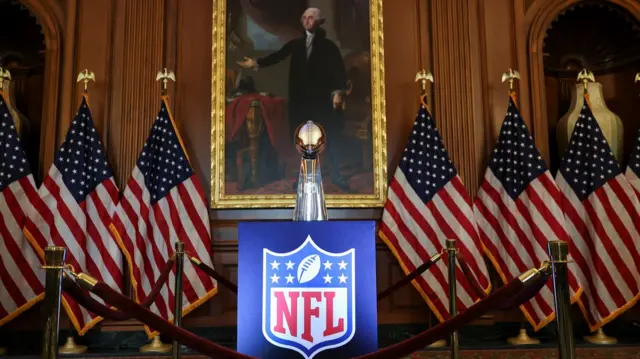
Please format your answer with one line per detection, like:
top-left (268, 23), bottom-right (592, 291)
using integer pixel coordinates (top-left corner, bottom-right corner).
top-left (498, 68), bottom-right (540, 346)
top-left (139, 68), bottom-right (178, 354)
top-left (415, 70), bottom-right (447, 349)
top-left (577, 70), bottom-right (617, 346)
top-left (41, 247), bottom-right (67, 359)
top-left (57, 70), bottom-right (97, 356)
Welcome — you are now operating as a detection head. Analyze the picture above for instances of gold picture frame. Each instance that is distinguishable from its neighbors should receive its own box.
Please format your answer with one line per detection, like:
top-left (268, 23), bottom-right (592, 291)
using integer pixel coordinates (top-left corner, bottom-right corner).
top-left (210, 0), bottom-right (387, 208)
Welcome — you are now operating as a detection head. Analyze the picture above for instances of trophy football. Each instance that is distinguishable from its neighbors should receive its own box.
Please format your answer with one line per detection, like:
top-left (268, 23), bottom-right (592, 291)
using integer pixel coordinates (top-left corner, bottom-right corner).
top-left (293, 120), bottom-right (328, 221)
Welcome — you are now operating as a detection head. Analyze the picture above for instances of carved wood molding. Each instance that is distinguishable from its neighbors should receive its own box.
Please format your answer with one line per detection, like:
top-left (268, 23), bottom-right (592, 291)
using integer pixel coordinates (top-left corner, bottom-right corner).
top-left (17, 0), bottom-right (64, 178)
top-left (109, 0), bottom-right (166, 187)
top-left (429, 0), bottom-right (487, 195)
top-left (524, 0), bottom-right (640, 165)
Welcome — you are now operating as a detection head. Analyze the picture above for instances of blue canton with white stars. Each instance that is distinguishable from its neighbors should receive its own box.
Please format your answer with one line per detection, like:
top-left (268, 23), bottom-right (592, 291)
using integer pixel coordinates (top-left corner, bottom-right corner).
top-left (489, 97), bottom-right (547, 200)
top-left (54, 97), bottom-right (112, 203)
top-left (399, 101), bottom-right (456, 203)
top-left (0, 95), bottom-right (31, 192)
top-left (559, 102), bottom-right (621, 202)
top-left (137, 100), bottom-right (192, 205)
top-left (627, 129), bottom-right (640, 178)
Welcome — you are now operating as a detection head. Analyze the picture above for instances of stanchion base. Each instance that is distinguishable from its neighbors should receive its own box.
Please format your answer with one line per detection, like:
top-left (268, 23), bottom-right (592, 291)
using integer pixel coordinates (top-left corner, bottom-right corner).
top-left (507, 329), bottom-right (540, 345)
top-left (426, 339), bottom-right (447, 348)
top-left (58, 337), bottom-right (88, 354)
top-left (584, 329), bottom-right (617, 345)
top-left (0, 346), bottom-right (6, 355)
top-left (139, 336), bottom-right (172, 353)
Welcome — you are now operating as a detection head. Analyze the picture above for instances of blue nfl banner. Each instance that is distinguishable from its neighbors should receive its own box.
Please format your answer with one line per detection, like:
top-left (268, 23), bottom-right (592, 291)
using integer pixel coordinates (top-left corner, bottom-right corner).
top-left (237, 221), bottom-right (378, 358)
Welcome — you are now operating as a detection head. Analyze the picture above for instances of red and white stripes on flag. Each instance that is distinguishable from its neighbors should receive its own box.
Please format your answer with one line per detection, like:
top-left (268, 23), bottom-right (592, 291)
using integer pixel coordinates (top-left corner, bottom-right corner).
top-left (111, 96), bottom-right (217, 335)
top-left (474, 96), bottom-right (582, 331)
top-left (0, 93), bottom-right (45, 326)
top-left (23, 95), bottom-right (124, 335)
top-left (379, 101), bottom-right (490, 321)
top-left (557, 97), bottom-right (640, 331)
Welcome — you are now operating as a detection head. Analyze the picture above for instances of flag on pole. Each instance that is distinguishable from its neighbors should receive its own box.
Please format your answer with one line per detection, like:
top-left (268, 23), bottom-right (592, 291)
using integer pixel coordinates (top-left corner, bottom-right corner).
top-left (556, 96), bottom-right (640, 331)
top-left (110, 96), bottom-right (217, 335)
top-left (23, 95), bottom-right (123, 335)
top-left (379, 98), bottom-right (491, 321)
top-left (474, 95), bottom-right (582, 331)
top-left (0, 93), bottom-right (45, 327)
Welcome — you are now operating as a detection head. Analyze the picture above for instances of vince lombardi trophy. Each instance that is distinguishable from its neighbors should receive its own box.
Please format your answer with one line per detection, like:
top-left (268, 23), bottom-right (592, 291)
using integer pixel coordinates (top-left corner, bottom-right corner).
top-left (293, 121), bottom-right (327, 221)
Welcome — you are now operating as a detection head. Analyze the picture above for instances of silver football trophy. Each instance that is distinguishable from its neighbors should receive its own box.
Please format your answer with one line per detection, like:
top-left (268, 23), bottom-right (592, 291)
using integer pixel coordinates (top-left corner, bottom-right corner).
top-left (293, 121), bottom-right (328, 221)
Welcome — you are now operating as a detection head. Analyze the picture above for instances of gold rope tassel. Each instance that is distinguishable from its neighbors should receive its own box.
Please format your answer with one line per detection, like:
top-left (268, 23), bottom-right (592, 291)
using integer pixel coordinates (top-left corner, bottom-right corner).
top-left (58, 336), bottom-right (87, 354)
top-left (139, 335), bottom-right (172, 353)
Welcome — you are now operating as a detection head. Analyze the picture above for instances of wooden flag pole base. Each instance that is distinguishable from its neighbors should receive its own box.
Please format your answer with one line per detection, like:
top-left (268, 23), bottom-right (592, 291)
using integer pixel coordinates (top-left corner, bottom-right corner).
top-left (507, 328), bottom-right (540, 345)
top-left (140, 336), bottom-right (172, 353)
top-left (584, 328), bottom-right (617, 345)
top-left (58, 336), bottom-right (87, 354)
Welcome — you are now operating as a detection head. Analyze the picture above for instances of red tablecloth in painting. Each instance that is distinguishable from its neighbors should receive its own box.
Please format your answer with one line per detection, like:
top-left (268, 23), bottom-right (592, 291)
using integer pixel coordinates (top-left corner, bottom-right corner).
top-left (225, 94), bottom-right (289, 157)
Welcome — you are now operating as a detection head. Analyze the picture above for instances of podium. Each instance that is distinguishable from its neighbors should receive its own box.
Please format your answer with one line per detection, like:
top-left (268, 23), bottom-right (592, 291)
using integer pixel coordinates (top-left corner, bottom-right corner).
top-left (237, 221), bottom-right (378, 358)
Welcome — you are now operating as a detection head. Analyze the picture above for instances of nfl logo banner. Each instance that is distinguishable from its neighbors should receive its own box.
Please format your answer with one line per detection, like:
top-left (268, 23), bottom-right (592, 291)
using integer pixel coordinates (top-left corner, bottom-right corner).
top-left (238, 221), bottom-right (378, 358)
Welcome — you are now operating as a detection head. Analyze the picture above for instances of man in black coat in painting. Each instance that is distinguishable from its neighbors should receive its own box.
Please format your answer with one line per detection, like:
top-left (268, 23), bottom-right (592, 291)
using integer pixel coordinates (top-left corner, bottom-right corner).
top-left (237, 7), bottom-right (350, 191)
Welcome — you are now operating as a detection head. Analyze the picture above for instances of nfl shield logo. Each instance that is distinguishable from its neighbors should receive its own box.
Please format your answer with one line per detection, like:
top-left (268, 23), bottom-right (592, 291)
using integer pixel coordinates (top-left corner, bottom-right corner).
top-left (262, 235), bottom-right (355, 358)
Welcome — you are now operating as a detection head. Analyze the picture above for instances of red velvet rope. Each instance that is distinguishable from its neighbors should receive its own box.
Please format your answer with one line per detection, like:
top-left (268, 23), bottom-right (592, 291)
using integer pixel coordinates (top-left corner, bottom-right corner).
top-left (377, 257), bottom-right (437, 301)
top-left (353, 278), bottom-right (527, 359)
top-left (89, 282), bottom-right (255, 359)
top-left (496, 271), bottom-right (550, 310)
top-left (455, 251), bottom-right (488, 299)
top-left (190, 258), bottom-right (238, 294)
top-left (61, 257), bottom-right (175, 321)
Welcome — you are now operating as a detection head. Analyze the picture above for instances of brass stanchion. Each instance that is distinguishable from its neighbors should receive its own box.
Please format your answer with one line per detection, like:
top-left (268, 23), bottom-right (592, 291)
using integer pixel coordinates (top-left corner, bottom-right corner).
top-left (548, 241), bottom-right (575, 359)
top-left (140, 336), bottom-right (171, 353)
top-left (446, 239), bottom-right (459, 359)
top-left (41, 247), bottom-right (67, 359)
top-left (172, 242), bottom-right (185, 359)
top-left (507, 326), bottom-right (540, 345)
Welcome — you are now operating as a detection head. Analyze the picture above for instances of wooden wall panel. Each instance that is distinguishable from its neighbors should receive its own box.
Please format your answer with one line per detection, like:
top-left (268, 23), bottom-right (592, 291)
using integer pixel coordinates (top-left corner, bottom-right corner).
top-left (108, 0), bottom-right (165, 187)
top-left (429, 0), bottom-right (487, 195)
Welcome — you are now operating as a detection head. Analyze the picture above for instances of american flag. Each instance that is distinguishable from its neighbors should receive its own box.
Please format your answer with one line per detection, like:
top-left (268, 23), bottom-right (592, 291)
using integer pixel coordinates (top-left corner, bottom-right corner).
top-left (379, 100), bottom-right (490, 321)
top-left (111, 97), bottom-right (217, 333)
top-left (556, 97), bottom-right (640, 331)
top-left (0, 94), bottom-right (45, 326)
top-left (23, 95), bottom-right (123, 335)
top-left (473, 95), bottom-right (582, 331)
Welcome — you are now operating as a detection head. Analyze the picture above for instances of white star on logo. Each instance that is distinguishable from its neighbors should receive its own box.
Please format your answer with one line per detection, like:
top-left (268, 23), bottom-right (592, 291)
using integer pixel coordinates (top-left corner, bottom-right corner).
top-left (270, 260), bottom-right (280, 270)
top-left (323, 260), bottom-right (333, 270)
top-left (285, 260), bottom-right (295, 270)
top-left (338, 260), bottom-right (348, 270)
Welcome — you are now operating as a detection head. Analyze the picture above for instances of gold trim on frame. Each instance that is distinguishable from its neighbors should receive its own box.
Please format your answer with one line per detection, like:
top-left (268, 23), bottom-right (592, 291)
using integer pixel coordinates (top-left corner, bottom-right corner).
top-left (210, 0), bottom-right (387, 208)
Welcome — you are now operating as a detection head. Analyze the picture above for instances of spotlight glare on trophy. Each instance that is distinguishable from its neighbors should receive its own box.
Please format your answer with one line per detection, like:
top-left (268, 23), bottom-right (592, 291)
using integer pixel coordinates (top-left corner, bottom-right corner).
top-left (293, 120), bottom-right (328, 222)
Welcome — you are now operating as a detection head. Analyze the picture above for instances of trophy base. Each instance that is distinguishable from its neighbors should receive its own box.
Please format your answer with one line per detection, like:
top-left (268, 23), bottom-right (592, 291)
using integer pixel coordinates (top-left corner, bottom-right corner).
top-left (584, 328), bottom-right (617, 345)
top-left (427, 339), bottom-right (447, 348)
top-left (507, 329), bottom-right (540, 345)
top-left (58, 337), bottom-right (87, 354)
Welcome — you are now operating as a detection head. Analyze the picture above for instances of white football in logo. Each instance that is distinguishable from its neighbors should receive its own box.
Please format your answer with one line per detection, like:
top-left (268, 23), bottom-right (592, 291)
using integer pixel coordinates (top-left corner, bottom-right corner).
top-left (297, 254), bottom-right (321, 284)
